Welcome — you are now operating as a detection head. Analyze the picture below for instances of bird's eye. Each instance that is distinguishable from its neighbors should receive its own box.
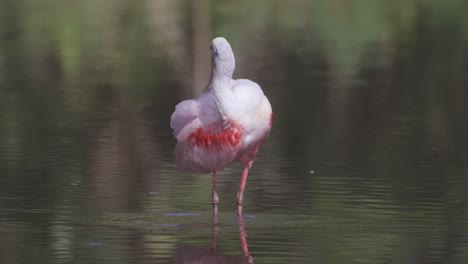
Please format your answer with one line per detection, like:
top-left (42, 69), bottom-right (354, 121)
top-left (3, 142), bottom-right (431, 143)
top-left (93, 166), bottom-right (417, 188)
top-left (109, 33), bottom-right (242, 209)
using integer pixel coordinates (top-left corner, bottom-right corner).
top-left (210, 45), bottom-right (218, 56)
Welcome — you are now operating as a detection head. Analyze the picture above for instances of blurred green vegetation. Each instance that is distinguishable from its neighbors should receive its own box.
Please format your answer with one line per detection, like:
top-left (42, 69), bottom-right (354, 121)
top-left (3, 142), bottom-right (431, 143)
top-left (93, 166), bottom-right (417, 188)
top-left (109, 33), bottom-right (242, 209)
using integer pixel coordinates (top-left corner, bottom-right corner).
top-left (0, 0), bottom-right (467, 263)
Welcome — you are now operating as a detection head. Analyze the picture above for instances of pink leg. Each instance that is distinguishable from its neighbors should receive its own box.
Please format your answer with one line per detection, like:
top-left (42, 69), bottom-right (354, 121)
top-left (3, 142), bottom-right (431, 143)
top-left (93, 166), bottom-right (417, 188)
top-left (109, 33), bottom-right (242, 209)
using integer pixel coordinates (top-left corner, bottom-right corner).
top-left (237, 163), bottom-right (251, 216)
top-left (212, 171), bottom-right (219, 217)
top-left (212, 210), bottom-right (219, 254)
top-left (238, 215), bottom-right (250, 257)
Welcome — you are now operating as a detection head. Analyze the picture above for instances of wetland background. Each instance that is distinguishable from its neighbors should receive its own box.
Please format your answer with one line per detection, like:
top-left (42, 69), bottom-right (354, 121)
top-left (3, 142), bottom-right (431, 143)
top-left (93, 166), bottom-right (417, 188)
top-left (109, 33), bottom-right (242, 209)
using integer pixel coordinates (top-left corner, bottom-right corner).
top-left (1, 0), bottom-right (468, 263)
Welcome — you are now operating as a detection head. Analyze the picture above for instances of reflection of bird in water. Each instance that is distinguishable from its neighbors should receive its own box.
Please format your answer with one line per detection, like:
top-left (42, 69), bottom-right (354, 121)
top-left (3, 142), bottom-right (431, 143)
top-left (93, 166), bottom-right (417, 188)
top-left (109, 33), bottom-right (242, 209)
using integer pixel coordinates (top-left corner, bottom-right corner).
top-left (174, 215), bottom-right (253, 264)
top-left (171, 37), bottom-right (273, 216)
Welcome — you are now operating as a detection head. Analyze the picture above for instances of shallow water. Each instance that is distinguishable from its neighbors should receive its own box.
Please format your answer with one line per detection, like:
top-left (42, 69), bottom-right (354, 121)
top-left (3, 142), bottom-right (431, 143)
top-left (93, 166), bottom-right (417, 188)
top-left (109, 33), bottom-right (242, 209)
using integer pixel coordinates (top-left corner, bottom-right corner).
top-left (1, 1), bottom-right (468, 263)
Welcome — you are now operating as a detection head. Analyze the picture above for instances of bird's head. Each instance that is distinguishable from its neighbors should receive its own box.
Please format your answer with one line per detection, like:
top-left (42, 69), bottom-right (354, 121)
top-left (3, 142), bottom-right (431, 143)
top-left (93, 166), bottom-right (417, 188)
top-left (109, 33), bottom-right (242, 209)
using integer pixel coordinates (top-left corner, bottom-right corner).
top-left (210, 37), bottom-right (235, 78)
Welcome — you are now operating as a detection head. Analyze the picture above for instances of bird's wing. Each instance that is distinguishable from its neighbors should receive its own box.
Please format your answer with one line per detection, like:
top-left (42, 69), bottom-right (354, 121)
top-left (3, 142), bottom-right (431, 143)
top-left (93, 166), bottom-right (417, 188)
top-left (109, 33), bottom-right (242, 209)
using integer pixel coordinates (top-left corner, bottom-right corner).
top-left (171, 92), bottom-right (243, 173)
top-left (170, 93), bottom-right (221, 141)
top-left (170, 99), bottom-right (199, 138)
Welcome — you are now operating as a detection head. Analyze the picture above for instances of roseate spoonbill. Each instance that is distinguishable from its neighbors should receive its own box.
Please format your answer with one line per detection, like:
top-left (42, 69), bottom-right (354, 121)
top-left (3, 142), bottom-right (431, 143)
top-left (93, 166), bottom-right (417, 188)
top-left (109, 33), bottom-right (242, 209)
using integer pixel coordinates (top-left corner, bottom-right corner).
top-left (170, 37), bottom-right (273, 215)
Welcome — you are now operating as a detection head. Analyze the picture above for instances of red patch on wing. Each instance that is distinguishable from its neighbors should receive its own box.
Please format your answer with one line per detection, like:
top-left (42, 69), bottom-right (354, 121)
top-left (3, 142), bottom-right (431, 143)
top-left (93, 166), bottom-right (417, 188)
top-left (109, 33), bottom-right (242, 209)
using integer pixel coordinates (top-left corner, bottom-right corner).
top-left (189, 123), bottom-right (243, 150)
top-left (270, 112), bottom-right (274, 126)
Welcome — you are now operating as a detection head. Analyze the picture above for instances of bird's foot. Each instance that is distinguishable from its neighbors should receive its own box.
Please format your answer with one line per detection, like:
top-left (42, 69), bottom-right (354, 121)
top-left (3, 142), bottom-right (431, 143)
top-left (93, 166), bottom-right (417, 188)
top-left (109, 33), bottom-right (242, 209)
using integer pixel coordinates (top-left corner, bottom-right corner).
top-left (237, 206), bottom-right (243, 216)
top-left (212, 191), bottom-right (220, 217)
top-left (212, 191), bottom-right (219, 206)
top-left (237, 191), bottom-right (244, 216)
top-left (213, 204), bottom-right (219, 217)
top-left (237, 191), bottom-right (244, 205)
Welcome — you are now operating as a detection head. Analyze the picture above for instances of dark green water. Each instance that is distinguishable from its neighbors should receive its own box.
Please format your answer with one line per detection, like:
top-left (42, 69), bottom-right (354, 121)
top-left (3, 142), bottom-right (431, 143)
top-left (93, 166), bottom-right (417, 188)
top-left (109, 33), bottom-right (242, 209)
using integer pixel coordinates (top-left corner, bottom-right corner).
top-left (1, 1), bottom-right (468, 263)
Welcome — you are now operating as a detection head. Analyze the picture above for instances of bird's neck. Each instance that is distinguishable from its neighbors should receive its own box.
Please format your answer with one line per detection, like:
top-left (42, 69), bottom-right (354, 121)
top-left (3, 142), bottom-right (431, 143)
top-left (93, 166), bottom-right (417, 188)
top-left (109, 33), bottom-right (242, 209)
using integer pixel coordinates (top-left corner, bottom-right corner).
top-left (211, 70), bottom-right (231, 87)
top-left (211, 74), bottom-right (234, 121)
